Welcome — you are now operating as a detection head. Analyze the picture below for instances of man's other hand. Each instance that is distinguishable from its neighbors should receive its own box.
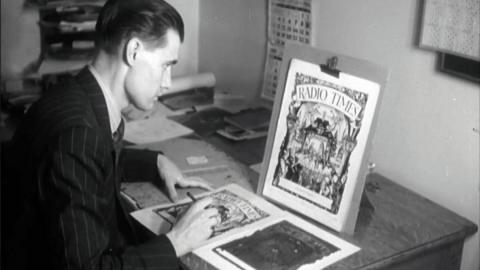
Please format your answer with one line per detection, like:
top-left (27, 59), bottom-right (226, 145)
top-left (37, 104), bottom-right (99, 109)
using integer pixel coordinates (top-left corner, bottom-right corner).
top-left (156, 154), bottom-right (213, 202)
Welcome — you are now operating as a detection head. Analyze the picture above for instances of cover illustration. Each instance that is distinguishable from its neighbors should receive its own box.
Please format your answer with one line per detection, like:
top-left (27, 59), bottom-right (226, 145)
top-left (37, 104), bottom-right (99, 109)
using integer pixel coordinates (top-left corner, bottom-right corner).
top-left (153, 189), bottom-right (270, 237)
top-left (213, 220), bottom-right (340, 270)
top-left (272, 72), bottom-right (368, 214)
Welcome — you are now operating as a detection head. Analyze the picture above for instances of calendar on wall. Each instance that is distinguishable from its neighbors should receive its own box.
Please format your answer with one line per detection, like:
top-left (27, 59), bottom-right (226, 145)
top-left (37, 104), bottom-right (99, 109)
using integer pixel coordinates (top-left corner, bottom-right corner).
top-left (261, 0), bottom-right (313, 100)
top-left (420, 0), bottom-right (480, 60)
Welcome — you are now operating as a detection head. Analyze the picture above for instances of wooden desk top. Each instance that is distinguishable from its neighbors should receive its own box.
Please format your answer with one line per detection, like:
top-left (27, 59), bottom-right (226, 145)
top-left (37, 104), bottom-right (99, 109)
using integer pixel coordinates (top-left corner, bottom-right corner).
top-left (172, 109), bottom-right (477, 270)
top-left (327, 173), bottom-right (477, 269)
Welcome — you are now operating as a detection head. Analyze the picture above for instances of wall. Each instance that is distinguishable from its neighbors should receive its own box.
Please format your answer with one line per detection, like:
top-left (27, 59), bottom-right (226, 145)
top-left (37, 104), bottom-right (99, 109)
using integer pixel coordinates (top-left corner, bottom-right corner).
top-left (0, 0), bottom-right (198, 79)
top-left (198, 0), bottom-right (267, 100)
top-left (165, 0), bottom-right (199, 77)
top-left (199, 1), bottom-right (479, 269)
top-left (310, 1), bottom-right (479, 269)
top-left (1, 1), bottom-right (40, 78)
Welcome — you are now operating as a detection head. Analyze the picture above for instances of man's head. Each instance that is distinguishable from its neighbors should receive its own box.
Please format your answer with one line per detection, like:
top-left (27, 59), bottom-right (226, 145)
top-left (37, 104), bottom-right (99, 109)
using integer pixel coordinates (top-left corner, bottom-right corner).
top-left (95, 0), bottom-right (184, 110)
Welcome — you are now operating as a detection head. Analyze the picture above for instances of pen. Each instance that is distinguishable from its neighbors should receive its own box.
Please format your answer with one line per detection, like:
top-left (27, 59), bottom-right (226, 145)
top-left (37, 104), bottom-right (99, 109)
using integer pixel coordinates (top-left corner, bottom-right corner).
top-left (186, 192), bottom-right (197, 202)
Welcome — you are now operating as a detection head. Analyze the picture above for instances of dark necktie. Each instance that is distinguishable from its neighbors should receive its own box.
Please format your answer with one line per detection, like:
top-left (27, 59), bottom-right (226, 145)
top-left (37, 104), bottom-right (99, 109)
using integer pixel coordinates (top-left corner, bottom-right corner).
top-left (112, 119), bottom-right (140, 243)
top-left (112, 119), bottom-right (125, 160)
top-left (111, 118), bottom-right (138, 243)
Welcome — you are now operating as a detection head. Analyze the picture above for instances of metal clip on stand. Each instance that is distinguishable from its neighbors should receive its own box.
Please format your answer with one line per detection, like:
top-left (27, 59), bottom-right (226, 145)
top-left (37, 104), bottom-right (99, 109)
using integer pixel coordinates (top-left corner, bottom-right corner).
top-left (320, 56), bottom-right (340, 78)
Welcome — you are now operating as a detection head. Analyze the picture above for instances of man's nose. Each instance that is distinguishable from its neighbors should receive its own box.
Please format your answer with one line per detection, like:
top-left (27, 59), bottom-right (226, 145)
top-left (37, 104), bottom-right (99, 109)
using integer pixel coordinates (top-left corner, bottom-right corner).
top-left (161, 66), bottom-right (172, 90)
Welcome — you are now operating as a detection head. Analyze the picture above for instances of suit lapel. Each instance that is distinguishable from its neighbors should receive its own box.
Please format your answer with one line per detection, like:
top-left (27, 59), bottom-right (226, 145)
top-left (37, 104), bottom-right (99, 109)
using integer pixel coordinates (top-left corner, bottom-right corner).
top-left (74, 67), bottom-right (113, 142)
top-left (74, 67), bottom-right (123, 194)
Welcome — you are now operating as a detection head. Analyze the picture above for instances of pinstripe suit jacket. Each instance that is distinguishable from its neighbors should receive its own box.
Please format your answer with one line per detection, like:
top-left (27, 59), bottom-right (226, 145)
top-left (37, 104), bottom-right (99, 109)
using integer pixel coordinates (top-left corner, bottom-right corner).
top-left (3, 67), bottom-right (179, 270)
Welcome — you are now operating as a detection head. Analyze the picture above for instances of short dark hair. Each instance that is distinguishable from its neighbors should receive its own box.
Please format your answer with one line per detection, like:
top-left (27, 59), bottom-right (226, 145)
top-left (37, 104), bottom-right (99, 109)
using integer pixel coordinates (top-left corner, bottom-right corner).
top-left (95, 0), bottom-right (184, 54)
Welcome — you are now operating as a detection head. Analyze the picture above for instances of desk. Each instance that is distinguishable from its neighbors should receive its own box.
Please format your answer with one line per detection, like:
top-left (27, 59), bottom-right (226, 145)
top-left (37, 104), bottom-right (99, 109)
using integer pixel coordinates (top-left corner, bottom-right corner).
top-left (181, 173), bottom-right (477, 270)
top-left (167, 108), bottom-right (477, 270)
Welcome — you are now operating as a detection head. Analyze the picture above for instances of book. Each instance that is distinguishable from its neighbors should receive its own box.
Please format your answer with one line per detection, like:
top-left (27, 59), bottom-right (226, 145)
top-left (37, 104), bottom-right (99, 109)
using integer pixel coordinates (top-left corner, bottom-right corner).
top-left (131, 184), bottom-right (359, 270)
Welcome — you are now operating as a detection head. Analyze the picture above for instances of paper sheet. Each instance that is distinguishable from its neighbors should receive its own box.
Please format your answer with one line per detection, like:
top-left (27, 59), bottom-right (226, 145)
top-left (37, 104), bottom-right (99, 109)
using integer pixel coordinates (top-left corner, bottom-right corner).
top-left (121, 182), bottom-right (170, 209)
top-left (124, 117), bottom-right (193, 144)
top-left (249, 163), bottom-right (263, 173)
top-left (214, 92), bottom-right (250, 113)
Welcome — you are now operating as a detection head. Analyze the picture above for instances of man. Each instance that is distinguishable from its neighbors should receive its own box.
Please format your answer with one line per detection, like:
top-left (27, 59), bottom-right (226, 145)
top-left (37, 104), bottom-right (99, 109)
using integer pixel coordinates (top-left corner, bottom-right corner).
top-left (2, 0), bottom-right (219, 269)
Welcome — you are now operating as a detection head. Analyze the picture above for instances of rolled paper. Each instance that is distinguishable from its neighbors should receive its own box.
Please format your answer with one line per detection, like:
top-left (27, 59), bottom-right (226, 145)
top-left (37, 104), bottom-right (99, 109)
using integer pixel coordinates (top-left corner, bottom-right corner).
top-left (169, 72), bottom-right (216, 93)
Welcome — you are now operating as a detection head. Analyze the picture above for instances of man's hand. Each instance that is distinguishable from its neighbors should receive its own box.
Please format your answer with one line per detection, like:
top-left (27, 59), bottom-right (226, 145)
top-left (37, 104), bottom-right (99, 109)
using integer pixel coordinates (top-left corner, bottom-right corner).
top-left (166, 197), bottom-right (219, 257)
top-left (156, 154), bottom-right (213, 202)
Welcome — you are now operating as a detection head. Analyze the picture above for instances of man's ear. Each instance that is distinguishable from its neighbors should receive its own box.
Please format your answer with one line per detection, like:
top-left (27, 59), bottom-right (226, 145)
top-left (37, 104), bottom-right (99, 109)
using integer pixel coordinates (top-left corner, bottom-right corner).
top-left (124, 38), bottom-right (142, 66)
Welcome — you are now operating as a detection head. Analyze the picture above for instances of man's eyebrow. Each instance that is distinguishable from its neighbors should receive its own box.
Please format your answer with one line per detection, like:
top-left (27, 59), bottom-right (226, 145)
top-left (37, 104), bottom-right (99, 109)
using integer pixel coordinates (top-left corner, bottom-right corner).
top-left (166, 60), bottom-right (178, 66)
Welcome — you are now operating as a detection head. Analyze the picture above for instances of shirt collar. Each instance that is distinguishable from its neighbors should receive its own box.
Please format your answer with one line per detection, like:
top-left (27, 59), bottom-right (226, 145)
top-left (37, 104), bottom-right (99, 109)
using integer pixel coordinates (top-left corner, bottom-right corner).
top-left (88, 65), bottom-right (122, 134)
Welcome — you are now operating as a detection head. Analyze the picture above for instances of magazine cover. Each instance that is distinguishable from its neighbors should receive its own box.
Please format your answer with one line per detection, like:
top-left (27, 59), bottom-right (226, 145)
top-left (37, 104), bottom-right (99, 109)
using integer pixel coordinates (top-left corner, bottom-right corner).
top-left (152, 189), bottom-right (270, 238)
top-left (259, 55), bottom-right (382, 232)
top-left (130, 184), bottom-right (284, 242)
